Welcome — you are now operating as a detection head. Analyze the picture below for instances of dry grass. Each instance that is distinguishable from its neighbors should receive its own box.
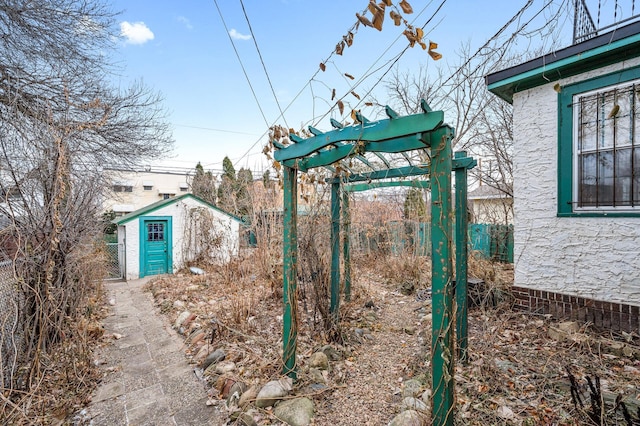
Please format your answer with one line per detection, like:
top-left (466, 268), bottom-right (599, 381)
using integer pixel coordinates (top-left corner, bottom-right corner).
top-left (144, 250), bottom-right (640, 425)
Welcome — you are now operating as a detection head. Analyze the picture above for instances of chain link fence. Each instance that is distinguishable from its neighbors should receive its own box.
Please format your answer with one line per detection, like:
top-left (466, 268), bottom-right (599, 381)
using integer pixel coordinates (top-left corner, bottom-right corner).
top-left (105, 242), bottom-right (123, 280)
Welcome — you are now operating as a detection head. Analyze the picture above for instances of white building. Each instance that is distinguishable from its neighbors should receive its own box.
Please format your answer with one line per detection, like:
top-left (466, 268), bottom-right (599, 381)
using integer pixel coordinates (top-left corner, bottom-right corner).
top-left (114, 193), bottom-right (243, 280)
top-left (104, 167), bottom-right (192, 216)
top-left (486, 21), bottom-right (640, 332)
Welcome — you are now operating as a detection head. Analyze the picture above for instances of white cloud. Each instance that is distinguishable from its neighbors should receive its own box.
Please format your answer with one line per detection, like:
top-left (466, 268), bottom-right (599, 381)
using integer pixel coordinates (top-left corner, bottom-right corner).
top-left (177, 16), bottom-right (193, 30)
top-left (229, 28), bottom-right (251, 41)
top-left (120, 21), bottom-right (154, 45)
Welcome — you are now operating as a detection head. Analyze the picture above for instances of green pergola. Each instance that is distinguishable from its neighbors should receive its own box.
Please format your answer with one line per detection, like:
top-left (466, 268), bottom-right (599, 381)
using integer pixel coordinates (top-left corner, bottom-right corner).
top-left (272, 101), bottom-right (476, 425)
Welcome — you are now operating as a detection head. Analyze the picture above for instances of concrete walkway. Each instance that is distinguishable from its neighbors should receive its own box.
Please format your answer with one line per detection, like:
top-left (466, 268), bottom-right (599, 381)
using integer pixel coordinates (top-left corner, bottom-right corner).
top-left (85, 278), bottom-right (224, 426)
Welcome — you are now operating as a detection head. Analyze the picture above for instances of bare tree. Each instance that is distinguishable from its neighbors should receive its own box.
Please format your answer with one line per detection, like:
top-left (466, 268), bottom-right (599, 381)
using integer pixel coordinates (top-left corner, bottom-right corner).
top-left (382, 43), bottom-right (514, 198)
top-left (0, 0), bottom-right (173, 408)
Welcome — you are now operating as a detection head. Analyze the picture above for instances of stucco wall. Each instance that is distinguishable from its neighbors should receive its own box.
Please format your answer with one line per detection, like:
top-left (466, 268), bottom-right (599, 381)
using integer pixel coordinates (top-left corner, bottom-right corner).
top-left (511, 58), bottom-right (640, 306)
top-left (119, 197), bottom-right (241, 280)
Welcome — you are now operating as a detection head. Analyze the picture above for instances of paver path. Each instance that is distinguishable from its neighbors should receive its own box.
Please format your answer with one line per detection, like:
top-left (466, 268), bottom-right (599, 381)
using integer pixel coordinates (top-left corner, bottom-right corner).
top-left (85, 278), bottom-right (224, 425)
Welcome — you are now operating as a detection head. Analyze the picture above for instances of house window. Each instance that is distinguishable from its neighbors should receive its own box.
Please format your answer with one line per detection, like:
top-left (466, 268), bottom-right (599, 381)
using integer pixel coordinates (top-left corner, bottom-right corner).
top-left (558, 65), bottom-right (640, 216)
top-left (143, 185), bottom-right (153, 191)
top-left (112, 185), bottom-right (133, 193)
top-left (162, 194), bottom-right (170, 200)
top-left (574, 82), bottom-right (640, 209)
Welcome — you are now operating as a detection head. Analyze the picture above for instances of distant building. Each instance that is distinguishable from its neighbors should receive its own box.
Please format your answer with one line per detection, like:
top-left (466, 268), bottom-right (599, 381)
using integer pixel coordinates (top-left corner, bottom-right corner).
top-left (467, 184), bottom-right (513, 225)
top-left (103, 167), bottom-right (192, 216)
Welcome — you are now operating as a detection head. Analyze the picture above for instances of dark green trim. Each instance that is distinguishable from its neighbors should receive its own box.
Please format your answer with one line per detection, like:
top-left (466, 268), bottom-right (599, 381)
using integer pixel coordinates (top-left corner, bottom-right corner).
top-left (487, 25), bottom-right (640, 103)
top-left (114, 193), bottom-right (243, 225)
top-left (557, 65), bottom-right (640, 217)
top-left (139, 216), bottom-right (173, 278)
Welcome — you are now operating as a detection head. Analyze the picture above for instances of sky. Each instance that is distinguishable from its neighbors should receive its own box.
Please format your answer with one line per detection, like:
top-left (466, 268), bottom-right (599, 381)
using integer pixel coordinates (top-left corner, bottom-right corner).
top-left (106, 0), bottom-right (618, 175)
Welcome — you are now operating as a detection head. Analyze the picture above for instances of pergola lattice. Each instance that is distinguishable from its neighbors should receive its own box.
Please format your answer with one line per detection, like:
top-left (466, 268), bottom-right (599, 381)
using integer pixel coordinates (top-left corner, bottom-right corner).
top-left (272, 101), bottom-right (476, 425)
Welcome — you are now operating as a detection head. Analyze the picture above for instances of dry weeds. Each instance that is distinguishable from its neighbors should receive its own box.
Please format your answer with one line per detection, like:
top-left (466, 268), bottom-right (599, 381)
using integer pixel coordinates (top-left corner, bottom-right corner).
top-left (144, 252), bottom-right (640, 426)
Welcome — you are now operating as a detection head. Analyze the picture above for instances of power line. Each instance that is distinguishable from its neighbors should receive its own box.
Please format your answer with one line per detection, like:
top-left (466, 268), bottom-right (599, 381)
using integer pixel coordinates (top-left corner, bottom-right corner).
top-left (239, 0), bottom-right (289, 129)
top-left (212, 0), bottom-right (270, 128)
top-left (173, 123), bottom-right (259, 136)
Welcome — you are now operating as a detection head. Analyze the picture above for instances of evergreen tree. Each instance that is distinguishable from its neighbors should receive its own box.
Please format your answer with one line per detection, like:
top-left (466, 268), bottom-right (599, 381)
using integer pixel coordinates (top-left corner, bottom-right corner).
top-left (217, 156), bottom-right (237, 214)
top-left (404, 188), bottom-right (427, 221)
top-left (191, 162), bottom-right (216, 205)
top-left (236, 167), bottom-right (253, 217)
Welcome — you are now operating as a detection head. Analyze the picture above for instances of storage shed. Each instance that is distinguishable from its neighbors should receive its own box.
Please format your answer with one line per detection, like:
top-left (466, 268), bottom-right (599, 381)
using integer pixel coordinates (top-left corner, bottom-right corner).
top-left (114, 193), bottom-right (243, 280)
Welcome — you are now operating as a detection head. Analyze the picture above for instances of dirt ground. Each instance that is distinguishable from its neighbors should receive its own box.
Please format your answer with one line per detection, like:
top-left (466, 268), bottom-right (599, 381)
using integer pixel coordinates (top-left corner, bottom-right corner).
top-left (144, 254), bottom-right (640, 425)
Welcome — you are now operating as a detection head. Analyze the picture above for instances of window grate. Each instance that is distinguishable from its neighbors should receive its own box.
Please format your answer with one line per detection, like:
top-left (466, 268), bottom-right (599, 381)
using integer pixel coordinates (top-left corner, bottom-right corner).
top-left (575, 82), bottom-right (640, 209)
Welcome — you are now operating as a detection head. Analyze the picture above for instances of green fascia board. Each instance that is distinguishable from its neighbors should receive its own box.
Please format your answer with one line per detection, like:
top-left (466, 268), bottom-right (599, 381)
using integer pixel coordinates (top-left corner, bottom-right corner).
top-left (274, 111), bottom-right (444, 162)
top-left (328, 165), bottom-right (431, 184)
top-left (114, 193), bottom-right (244, 225)
top-left (344, 180), bottom-right (430, 192)
top-left (487, 32), bottom-right (640, 104)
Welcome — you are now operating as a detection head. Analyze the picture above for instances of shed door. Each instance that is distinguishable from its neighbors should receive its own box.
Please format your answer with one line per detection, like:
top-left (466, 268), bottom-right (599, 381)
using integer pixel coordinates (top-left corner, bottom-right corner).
top-left (143, 220), bottom-right (169, 276)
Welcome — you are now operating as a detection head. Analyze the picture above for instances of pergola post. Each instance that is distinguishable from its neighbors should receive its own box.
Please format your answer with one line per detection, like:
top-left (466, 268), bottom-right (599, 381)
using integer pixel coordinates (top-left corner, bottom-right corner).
top-left (342, 190), bottom-right (351, 301)
top-left (282, 166), bottom-right (298, 378)
top-left (330, 181), bottom-right (341, 321)
top-left (454, 150), bottom-right (470, 364)
top-left (430, 126), bottom-right (455, 426)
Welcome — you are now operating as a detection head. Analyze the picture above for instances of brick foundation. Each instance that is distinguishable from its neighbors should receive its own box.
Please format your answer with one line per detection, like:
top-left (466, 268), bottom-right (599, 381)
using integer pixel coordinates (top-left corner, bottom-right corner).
top-left (512, 286), bottom-right (640, 333)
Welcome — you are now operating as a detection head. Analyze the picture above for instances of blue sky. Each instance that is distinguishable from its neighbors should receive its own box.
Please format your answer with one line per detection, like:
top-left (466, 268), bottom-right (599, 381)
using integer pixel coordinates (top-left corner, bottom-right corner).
top-left (108, 0), bottom-right (596, 174)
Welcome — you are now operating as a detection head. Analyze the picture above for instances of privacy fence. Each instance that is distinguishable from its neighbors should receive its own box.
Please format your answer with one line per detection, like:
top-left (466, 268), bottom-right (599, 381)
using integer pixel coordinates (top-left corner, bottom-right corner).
top-left (350, 219), bottom-right (513, 262)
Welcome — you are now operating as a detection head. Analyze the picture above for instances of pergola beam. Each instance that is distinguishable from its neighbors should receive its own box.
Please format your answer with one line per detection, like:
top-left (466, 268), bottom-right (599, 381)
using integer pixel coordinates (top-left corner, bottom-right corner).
top-left (274, 111), bottom-right (444, 162)
top-left (344, 180), bottom-right (430, 193)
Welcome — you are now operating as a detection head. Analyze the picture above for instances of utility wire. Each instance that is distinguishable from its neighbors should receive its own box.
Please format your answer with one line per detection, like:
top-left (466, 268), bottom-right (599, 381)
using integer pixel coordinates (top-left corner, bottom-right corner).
top-left (239, 0), bottom-right (289, 129)
top-left (212, 0), bottom-right (270, 128)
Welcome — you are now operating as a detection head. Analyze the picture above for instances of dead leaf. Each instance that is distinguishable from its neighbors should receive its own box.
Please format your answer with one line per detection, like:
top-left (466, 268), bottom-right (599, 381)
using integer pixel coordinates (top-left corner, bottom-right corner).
top-left (356, 13), bottom-right (373, 28)
top-left (365, 102), bottom-right (373, 106)
top-left (337, 100), bottom-right (344, 115)
top-left (390, 10), bottom-right (402, 26)
top-left (351, 109), bottom-right (358, 122)
top-left (319, 62), bottom-right (326, 72)
top-left (344, 31), bottom-right (354, 47)
top-left (382, 0), bottom-right (392, 5)
top-left (335, 40), bottom-right (345, 55)
top-left (351, 91), bottom-right (360, 100)
top-left (399, 0), bottom-right (413, 14)
top-left (331, 88), bottom-right (336, 101)
top-left (345, 73), bottom-right (355, 80)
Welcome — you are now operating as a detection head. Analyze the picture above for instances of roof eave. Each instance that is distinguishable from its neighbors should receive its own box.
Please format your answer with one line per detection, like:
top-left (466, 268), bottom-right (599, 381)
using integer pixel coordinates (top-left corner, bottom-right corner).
top-left (486, 21), bottom-right (640, 104)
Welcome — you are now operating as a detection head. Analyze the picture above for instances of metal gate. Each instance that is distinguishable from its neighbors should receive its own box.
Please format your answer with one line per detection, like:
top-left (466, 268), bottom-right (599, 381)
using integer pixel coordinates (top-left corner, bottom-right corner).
top-left (105, 242), bottom-right (124, 280)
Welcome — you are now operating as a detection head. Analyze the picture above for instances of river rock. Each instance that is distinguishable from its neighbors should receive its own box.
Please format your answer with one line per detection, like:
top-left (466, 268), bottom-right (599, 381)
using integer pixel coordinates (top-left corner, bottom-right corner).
top-left (401, 396), bottom-right (427, 411)
top-left (320, 345), bottom-right (341, 361)
top-left (402, 379), bottom-right (423, 397)
top-left (202, 348), bottom-right (226, 369)
top-left (238, 385), bottom-right (259, 408)
top-left (226, 381), bottom-right (247, 408)
top-left (308, 351), bottom-right (329, 370)
top-left (273, 397), bottom-right (315, 426)
top-left (308, 368), bottom-right (327, 384)
top-left (174, 310), bottom-right (191, 329)
top-left (387, 410), bottom-right (423, 426)
top-left (215, 360), bottom-right (236, 374)
top-left (255, 378), bottom-right (292, 408)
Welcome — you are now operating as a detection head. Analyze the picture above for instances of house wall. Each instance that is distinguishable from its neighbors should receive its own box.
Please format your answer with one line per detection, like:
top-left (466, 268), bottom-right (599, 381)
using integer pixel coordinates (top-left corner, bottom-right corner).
top-left (120, 197), bottom-right (241, 280)
top-left (512, 58), bottom-right (640, 312)
top-left (470, 198), bottom-right (513, 225)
